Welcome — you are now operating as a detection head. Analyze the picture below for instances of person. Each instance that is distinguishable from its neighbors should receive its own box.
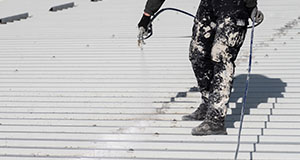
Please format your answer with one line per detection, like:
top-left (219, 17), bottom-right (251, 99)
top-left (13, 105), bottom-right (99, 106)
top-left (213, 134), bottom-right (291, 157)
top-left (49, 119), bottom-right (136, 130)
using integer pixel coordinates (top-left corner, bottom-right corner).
top-left (137, 0), bottom-right (263, 136)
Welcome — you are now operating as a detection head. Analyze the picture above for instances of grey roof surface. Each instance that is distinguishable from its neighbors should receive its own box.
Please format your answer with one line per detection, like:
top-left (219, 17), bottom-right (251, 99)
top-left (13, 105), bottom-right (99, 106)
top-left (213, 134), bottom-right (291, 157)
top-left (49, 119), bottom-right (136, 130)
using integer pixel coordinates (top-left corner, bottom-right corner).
top-left (0, 0), bottom-right (300, 159)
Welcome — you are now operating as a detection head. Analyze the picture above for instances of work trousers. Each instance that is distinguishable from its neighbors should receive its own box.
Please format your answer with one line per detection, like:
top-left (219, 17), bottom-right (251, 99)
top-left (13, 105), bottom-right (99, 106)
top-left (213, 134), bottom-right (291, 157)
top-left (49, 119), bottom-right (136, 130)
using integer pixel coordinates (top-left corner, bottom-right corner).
top-left (189, 0), bottom-right (249, 121)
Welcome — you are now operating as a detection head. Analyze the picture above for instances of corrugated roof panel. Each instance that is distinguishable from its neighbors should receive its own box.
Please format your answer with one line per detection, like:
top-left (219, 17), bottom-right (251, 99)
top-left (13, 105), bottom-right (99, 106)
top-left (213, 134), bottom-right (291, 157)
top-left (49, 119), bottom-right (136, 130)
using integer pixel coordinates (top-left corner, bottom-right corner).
top-left (0, 0), bottom-right (300, 159)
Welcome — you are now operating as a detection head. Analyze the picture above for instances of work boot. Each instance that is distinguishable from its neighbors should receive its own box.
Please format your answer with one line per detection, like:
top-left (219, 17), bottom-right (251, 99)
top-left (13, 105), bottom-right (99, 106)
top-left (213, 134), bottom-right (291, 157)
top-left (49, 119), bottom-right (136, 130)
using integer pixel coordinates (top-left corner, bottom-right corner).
top-left (191, 108), bottom-right (227, 136)
top-left (182, 103), bottom-right (208, 121)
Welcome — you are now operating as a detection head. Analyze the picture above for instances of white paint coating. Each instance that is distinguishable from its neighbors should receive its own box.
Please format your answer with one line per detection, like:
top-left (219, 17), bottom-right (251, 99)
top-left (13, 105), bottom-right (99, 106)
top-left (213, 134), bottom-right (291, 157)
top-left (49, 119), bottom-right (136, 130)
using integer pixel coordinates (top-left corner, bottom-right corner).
top-left (0, 0), bottom-right (300, 159)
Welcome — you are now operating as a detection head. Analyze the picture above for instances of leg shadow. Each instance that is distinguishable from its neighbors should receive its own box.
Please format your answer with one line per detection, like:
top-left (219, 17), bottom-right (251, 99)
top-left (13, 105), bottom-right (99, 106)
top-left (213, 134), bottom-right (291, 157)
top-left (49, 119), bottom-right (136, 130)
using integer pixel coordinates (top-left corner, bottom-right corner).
top-left (174, 74), bottom-right (286, 127)
top-left (225, 74), bottom-right (287, 128)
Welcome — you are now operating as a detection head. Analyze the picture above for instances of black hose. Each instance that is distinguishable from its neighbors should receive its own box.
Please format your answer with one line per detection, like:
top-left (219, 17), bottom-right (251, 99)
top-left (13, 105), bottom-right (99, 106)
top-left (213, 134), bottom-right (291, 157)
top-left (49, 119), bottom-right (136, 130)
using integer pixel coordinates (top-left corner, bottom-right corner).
top-left (144, 7), bottom-right (263, 40)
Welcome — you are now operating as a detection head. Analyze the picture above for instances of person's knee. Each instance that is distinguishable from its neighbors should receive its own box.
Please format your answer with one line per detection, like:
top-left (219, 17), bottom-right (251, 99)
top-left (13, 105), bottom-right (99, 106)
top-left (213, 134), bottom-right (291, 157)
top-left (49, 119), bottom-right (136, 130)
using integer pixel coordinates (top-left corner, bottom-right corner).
top-left (211, 42), bottom-right (232, 63)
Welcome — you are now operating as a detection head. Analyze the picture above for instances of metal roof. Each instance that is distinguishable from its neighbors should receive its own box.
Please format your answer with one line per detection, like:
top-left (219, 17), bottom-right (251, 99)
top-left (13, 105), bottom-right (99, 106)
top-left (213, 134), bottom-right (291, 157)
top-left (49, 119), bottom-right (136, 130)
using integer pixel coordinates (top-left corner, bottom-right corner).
top-left (0, 0), bottom-right (300, 159)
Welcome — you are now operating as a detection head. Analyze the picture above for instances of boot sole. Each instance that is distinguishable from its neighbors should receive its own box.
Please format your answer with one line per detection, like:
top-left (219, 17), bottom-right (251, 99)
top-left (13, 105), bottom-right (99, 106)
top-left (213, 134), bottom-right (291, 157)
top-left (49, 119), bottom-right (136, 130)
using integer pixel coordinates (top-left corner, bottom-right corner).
top-left (191, 130), bottom-right (228, 136)
top-left (182, 116), bottom-right (204, 121)
top-left (182, 118), bottom-right (204, 121)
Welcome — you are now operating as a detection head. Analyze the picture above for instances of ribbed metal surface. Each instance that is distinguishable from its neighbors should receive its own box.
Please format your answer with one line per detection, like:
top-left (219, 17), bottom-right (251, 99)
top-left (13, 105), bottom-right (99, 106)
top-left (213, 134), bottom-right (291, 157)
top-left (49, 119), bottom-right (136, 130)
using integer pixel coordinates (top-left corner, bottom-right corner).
top-left (0, 0), bottom-right (300, 159)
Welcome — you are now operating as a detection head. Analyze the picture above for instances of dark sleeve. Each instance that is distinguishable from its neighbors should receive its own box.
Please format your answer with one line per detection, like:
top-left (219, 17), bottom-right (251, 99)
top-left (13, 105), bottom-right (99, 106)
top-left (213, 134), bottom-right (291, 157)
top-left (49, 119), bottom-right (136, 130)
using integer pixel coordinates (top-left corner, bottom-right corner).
top-left (144, 0), bottom-right (166, 15)
top-left (244, 0), bottom-right (257, 8)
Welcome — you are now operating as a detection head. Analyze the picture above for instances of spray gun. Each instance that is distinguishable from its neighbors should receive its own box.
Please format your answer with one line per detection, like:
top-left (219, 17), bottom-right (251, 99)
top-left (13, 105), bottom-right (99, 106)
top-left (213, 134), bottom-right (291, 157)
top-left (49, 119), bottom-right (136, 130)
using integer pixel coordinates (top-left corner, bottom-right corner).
top-left (137, 27), bottom-right (146, 49)
top-left (137, 23), bottom-right (153, 50)
top-left (137, 8), bottom-right (194, 50)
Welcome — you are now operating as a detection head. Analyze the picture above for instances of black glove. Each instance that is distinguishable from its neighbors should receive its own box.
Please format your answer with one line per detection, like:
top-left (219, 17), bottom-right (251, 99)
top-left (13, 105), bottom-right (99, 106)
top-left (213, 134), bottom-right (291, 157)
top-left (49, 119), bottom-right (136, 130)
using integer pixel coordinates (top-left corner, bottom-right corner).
top-left (138, 14), bottom-right (151, 31)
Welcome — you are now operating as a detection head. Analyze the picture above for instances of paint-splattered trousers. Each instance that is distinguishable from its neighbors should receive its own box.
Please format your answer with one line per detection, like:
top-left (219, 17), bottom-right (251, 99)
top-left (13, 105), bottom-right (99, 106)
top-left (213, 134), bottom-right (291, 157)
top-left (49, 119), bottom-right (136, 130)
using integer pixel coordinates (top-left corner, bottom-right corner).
top-left (189, 0), bottom-right (250, 122)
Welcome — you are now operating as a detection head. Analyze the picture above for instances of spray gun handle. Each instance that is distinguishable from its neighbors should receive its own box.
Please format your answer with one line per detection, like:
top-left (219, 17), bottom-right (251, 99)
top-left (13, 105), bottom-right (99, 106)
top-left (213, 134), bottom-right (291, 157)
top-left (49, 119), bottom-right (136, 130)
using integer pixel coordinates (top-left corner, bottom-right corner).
top-left (137, 27), bottom-right (146, 49)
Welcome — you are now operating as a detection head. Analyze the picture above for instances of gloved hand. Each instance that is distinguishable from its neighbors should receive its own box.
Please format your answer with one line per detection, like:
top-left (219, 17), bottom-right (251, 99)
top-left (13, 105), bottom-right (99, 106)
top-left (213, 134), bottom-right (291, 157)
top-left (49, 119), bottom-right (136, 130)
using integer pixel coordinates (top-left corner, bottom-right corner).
top-left (250, 7), bottom-right (264, 24)
top-left (138, 14), bottom-right (151, 31)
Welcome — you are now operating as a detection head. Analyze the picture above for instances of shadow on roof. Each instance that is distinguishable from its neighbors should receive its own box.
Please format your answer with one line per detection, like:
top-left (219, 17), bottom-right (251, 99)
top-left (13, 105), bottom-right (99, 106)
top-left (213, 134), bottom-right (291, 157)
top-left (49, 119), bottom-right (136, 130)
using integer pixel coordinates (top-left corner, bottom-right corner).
top-left (227, 74), bottom-right (287, 128)
top-left (180, 74), bottom-right (287, 127)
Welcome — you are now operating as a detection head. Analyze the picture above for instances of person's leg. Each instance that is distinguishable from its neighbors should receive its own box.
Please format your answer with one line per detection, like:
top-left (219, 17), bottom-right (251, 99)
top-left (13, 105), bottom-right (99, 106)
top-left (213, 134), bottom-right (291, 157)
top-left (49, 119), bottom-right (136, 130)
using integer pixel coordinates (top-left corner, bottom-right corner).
top-left (183, 0), bottom-right (217, 121)
top-left (192, 16), bottom-right (248, 135)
